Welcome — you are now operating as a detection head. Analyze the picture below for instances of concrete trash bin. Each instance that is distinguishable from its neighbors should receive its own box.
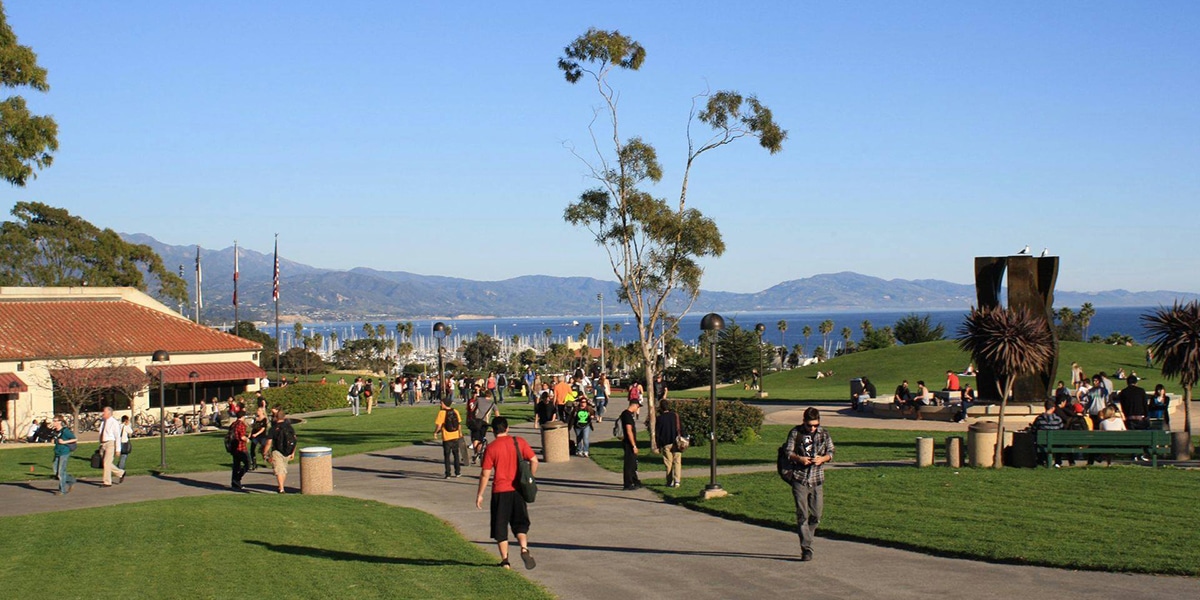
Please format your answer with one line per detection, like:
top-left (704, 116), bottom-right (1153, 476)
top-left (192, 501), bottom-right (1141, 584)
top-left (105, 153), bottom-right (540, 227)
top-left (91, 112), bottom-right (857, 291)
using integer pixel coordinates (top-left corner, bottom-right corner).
top-left (915, 437), bottom-right (934, 467)
top-left (540, 421), bottom-right (571, 463)
top-left (1010, 431), bottom-right (1037, 468)
top-left (968, 421), bottom-right (998, 468)
top-left (299, 446), bottom-right (333, 495)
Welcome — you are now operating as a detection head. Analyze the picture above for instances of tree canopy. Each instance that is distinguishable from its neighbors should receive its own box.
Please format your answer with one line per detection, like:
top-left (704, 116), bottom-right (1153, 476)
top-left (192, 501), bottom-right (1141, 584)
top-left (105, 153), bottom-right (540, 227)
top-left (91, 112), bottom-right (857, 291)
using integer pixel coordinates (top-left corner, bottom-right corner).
top-left (893, 313), bottom-right (946, 345)
top-left (0, 202), bottom-right (188, 305)
top-left (0, 4), bottom-right (57, 186)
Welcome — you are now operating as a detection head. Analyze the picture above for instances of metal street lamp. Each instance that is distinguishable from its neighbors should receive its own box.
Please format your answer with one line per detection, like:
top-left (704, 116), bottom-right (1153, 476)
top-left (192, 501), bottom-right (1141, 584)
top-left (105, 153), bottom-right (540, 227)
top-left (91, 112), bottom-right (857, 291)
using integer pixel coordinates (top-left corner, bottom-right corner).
top-left (755, 323), bottom-right (767, 399)
top-left (188, 371), bottom-right (199, 432)
top-left (433, 322), bottom-right (446, 403)
top-left (7, 380), bottom-right (19, 441)
top-left (598, 293), bottom-right (604, 376)
top-left (152, 349), bottom-right (170, 469)
top-left (700, 313), bottom-right (725, 499)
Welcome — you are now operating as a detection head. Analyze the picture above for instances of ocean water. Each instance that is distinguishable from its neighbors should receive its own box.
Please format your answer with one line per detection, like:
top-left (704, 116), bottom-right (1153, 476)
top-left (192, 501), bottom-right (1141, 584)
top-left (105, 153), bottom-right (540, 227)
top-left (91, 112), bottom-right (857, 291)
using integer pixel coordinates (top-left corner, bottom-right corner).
top-left (279, 306), bottom-right (1158, 353)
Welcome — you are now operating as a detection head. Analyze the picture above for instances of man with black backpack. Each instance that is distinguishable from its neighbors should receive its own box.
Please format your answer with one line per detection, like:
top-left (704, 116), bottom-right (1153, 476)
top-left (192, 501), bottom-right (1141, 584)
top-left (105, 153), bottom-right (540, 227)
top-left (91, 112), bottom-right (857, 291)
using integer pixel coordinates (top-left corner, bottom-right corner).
top-left (434, 398), bottom-right (464, 478)
top-left (475, 416), bottom-right (538, 570)
top-left (781, 407), bottom-right (835, 561)
top-left (263, 408), bottom-right (297, 494)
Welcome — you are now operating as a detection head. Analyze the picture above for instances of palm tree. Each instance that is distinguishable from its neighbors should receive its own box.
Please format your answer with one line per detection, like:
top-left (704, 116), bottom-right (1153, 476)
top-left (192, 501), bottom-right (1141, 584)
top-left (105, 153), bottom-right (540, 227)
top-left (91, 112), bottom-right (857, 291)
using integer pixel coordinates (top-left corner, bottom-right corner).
top-left (841, 327), bottom-right (852, 351)
top-left (363, 323), bottom-right (374, 339)
top-left (1143, 301), bottom-right (1200, 447)
top-left (582, 322), bottom-right (594, 343)
top-left (313, 332), bottom-right (324, 357)
top-left (777, 320), bottom-right (788, 349)
top-left (957, 306), bottom-right (1055, 468)
top-left (330, 331), bottom-right (338, 350)
top-left (1079, 303), bottom-right (1096, 339)
top-left (544, 328), bottom-right (553, 350)
top-left (818, 320), bottom-right (834, 355)
top-left (861, 320), bottom-right (873, 335)
top-left (293, 322), bottom-right (304, 349)
top-left (801, 325), bottom-right (812, 355)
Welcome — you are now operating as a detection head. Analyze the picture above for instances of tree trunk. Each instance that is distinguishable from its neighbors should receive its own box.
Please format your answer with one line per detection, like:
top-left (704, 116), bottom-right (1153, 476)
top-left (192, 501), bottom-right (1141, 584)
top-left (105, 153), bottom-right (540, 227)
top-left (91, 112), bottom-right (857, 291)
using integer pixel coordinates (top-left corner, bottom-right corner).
top-left (1185, 384), bottom-right (1193, 437)
top-left (643, 360), bottom-right (658, 451)
top-left (993, 376), bottom-right (1015, 468)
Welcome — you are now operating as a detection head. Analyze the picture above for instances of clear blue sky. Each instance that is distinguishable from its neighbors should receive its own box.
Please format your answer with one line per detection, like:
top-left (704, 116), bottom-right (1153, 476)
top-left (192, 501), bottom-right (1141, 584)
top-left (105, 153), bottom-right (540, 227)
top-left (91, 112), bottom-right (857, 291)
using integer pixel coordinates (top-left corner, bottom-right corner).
top-left (3, 1), bottom-right (1197, 293)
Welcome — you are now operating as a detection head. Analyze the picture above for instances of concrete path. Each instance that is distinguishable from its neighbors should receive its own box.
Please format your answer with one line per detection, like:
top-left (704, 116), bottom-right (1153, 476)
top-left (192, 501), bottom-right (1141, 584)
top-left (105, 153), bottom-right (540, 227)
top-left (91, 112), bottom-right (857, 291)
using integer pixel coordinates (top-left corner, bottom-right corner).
top-left (2, 420), bottom-right (1198, 599)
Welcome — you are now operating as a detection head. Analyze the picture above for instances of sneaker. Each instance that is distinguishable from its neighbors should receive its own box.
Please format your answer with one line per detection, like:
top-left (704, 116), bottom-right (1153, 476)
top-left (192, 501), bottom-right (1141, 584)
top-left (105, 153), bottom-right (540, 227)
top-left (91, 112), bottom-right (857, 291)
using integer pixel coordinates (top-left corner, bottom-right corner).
top-left (117, 474), bottom-right (125, 484)
top-left (800, 549), bottom-right (814, 562)
top-left (1053, 463), bottom-right (1061, 469)
top-left (520, 547), bottom-right (536, 570)
top-left (453, 474), bottom-right (462, 478)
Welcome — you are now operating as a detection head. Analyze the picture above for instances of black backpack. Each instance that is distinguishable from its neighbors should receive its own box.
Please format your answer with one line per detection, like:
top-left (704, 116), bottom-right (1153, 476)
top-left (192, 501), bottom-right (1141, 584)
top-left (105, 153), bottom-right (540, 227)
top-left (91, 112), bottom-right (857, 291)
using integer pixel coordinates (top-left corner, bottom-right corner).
top-left (776, 426), bottom-right (803, 483)
top-left (443, 409), bottom-right (460, 432)
top-left (224, 427), bottom-right (239, 454)
top-left (277, 425), bottom-right (297, 456)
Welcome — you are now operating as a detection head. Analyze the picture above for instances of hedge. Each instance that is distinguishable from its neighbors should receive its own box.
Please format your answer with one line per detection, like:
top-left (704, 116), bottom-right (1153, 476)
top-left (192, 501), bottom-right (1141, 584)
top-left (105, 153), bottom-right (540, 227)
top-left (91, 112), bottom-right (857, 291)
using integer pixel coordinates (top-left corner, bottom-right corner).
top-left (238, 384), bottom-right (348, 416)
top-left (661, 398), bottom-right (764, 445)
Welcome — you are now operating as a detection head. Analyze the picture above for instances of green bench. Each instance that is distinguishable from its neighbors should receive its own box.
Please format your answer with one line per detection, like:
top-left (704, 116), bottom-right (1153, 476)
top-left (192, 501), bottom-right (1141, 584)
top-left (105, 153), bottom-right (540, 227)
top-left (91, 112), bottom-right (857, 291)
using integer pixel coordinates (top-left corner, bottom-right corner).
top-left (1035, 429), bottom-right (1171, 467)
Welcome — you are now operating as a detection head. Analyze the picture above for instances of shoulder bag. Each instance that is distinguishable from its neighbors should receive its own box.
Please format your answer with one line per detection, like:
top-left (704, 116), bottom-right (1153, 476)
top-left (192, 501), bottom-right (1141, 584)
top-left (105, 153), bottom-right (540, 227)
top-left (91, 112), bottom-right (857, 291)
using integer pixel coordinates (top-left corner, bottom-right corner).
top-left (91, 420), bottom-right (106, 468)
top-left (513, 437), bottom-right (537, 503)
top-left (673, 413), bottom-right (690, 452)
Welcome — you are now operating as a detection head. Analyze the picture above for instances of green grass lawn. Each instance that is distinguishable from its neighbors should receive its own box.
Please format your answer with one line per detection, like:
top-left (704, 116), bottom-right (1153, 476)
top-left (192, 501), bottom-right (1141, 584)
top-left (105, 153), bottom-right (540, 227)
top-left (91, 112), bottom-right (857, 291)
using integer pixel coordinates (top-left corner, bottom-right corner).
top-left (654, 467), bottom-right (1200, 576)
top-left (0, 404), bottom-right (535, 483)
top-left (0, 494), bottom-right (552, 599)
top-left (588, 424), bottom-right (952, 474)
top-left (672, 340), bottom-right (1174, 401)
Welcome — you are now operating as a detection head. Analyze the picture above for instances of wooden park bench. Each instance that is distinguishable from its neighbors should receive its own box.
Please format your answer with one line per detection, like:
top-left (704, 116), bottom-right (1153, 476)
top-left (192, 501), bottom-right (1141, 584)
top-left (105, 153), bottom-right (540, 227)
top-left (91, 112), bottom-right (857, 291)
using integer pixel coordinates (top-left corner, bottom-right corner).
top-left (1035, 429), bottom-right (1171, 467)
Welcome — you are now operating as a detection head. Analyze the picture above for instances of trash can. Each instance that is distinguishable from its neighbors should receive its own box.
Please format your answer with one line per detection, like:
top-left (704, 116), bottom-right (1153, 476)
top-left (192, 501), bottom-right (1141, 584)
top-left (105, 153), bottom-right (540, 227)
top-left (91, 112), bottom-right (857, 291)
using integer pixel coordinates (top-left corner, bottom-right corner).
top-left (968, 421), bottom-right (998, 468)
top-left (1010, 431), bottom-right (1037, 468)
top-left (299, 446), bottom-right (333, 495)
top-left (915, 437), bottom-right (934, 467)
top-left (540, 421), bottom-right (570, 463)
top-left (849, 378), bottom-right (863, 411)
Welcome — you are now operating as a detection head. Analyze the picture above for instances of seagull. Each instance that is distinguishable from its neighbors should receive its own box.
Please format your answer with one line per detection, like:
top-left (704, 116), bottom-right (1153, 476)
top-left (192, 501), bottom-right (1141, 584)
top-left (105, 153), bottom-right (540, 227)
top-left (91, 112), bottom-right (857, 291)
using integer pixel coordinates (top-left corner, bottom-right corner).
top-left (1040, 248), bottom-right (1049, 257)
top-left (1017, 245), bottom-right (1030, 255)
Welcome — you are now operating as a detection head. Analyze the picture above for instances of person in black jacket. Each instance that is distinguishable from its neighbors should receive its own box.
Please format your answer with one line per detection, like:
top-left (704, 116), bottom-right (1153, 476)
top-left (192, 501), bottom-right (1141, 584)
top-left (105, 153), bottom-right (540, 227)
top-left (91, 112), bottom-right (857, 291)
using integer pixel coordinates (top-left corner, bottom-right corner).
top-left (1118, 375), bottom-right (1148, 430)
top-left (654, 403), bottom-right (685, 487)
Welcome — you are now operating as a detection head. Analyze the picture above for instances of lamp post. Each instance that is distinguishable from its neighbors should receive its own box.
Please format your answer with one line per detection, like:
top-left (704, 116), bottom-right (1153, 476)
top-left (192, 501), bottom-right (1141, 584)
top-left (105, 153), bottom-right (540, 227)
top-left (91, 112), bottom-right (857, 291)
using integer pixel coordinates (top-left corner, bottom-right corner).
top-left (188, 371), bottom-right (199, 432)
top-left (598, 293), bottom-right (604, 375)
top-left (700, 313), bottom-right (726, 499)
top-left (7, 380), bottom-right (19, 442)
top-left (152, 350), bottom-right (170, 469)
top-left (433, 322), bottom-right (446, 402)
top-left (755, 323), bottom-right (767, 399)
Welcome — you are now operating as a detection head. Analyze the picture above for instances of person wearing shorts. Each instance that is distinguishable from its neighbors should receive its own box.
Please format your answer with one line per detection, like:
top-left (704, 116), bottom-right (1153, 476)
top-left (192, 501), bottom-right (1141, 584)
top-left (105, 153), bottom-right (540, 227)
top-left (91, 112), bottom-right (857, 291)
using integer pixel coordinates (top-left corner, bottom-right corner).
top-left (475, 416), bottom-right (538, 570)
top-left (263, 408), bottom-right (296, 493)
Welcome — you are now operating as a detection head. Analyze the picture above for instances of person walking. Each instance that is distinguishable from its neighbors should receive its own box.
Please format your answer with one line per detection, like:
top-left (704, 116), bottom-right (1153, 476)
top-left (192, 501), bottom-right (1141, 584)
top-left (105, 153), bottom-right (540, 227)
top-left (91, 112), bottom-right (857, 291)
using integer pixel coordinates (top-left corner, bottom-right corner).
top-left (654, 403), bottom-right (685, 487)
top-left (347, 377), bottom-right (362, 416)
top-left (593, 373), bottom-right (610, 422)
top-left (262, 408), bottom-right (297, 493)
top-left (363, 378), bottom-right (375, 414)
top-left (98, 406), bottom-right (125, 487)
top-left (573, 398), bottom-right (596, 457)
top-left (117, 415), bottom-right (133, 471)
top-left (249, 407), bottom-right (268, 470)
top-left (50, 416), bottom-right (77, 495)
top-left (475, 416), bottom-right (538, 570)
top-left (496, 372), bottom-right (508, 404)
top-left (434, 399), bottom-right (464, 478)
top-left (228, 415), bottom-right (251, 490)
top-left (523, 368), bottom-right (536, 402)
top-left (784, 407), bottom-right (835, 561)
top-left (619, 398), bottom-right (642, 490)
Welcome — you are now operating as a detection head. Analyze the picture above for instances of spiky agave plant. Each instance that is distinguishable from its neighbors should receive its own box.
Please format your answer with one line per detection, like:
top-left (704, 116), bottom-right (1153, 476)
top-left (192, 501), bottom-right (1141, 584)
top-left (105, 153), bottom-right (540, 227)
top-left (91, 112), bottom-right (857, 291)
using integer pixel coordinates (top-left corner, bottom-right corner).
top-left (957, 306), bottom-right (1055, 467)
top-left (1142, 301), bottom-right (1200, 438)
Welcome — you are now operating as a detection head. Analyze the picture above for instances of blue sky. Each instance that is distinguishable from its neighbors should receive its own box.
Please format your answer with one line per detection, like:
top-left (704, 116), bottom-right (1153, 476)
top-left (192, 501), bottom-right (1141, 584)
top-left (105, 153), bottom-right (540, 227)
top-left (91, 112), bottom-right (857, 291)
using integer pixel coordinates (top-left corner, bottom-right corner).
top-left (3, 1), bottom-right (1197, 293)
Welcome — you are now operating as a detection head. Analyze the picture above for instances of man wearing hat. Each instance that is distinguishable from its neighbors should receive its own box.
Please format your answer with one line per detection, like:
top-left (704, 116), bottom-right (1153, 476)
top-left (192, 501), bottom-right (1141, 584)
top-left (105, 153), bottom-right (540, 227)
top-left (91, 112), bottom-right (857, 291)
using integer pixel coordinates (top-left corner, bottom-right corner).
top-left (619, 397), bottom-right (642, 490)
top-left (1118, 375), bottom-right (1148, 431)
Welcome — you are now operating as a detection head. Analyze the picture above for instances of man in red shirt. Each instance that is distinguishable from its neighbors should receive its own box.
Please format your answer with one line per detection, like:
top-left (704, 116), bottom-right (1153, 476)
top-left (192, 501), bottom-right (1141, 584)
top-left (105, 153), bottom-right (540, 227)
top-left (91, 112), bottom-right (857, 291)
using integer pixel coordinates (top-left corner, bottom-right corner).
top-left (475, 416), bottom-right (539, 570)
top-left (945, 370), bottom-right (960, 392)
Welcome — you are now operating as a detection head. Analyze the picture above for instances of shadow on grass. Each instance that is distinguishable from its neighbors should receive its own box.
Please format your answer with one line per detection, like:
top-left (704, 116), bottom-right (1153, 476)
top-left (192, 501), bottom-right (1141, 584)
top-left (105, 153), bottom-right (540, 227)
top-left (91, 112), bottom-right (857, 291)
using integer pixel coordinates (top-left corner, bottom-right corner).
top-left (151, 472), bottom-right (228, 491)
top-left (244, 540), bottom-right (487, 566)
top-left (531, 541), bottom-right (803, 563)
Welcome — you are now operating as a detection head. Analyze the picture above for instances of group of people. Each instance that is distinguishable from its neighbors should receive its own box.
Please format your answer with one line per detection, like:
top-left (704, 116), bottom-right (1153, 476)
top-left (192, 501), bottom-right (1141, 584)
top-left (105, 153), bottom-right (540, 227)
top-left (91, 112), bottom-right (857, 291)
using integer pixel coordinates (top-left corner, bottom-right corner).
top-left (1032, 371), bottom-right (1167, 466)
top-left (225, 401), bottom-right (296, 493)
top-left (532, 370), bottom-right (616, 458)
top-left (890, 371), bottom-right (977, 420)
top-left (46, 406), bottom-right (134, 495)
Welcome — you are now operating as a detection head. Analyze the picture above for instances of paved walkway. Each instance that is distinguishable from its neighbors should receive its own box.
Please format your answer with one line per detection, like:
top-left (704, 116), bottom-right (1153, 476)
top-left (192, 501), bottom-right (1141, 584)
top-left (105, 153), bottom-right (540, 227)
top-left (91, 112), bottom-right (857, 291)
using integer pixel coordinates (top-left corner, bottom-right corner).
top-left (2, 419), bottom-right (1197, 599)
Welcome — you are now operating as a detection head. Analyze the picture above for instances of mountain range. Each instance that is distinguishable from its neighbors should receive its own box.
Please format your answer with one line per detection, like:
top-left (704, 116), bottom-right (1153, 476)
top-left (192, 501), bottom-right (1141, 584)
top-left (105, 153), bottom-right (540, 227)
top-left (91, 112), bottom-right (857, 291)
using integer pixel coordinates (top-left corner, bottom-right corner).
top-left (125, 234), bottom-right (1200, 321)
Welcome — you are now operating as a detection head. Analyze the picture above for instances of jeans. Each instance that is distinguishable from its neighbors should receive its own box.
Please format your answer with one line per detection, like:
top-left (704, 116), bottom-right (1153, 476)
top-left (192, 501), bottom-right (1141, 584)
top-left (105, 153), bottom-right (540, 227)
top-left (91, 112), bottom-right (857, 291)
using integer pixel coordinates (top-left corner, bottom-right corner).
top-left (497, 386), bottom-right (505, 403)
top-left (575, 425), bottom-right (591, 455)
top-left (442, 439), bottom-right (461, 477)
top-left (595, 397), bottom-right (607, 419)
top-left (250, 436), bottom-right (266, 468)
top-left (54, 454), bottom-right (75, 494)
top-left (791, 482), bottom-right (824, 551)
top-left (350, 396), bottom-right (360, 416)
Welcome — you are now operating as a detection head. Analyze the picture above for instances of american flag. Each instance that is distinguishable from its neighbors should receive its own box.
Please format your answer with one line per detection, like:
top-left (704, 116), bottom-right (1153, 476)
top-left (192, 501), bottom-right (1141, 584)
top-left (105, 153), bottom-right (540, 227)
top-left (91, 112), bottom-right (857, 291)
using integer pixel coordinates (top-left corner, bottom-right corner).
top-left (272, 235), bottom-right (279, 302)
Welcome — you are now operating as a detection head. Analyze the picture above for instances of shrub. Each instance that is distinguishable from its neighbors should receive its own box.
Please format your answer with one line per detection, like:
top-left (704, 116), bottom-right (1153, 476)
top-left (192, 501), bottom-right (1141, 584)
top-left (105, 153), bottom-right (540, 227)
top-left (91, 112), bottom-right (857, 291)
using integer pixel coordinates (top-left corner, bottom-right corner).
top-left (663, 398), bottom-right (764, 446)
top-left (735, 426), bottom-right (761, 445)
top-left (239, 384), bottom-right (348, 416)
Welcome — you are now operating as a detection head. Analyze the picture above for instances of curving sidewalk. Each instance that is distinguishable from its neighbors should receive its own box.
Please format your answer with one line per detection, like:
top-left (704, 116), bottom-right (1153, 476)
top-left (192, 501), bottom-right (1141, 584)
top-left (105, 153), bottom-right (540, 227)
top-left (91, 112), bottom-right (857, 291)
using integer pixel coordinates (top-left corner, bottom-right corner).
top-left (1, 421), bottom-right (1197, 599)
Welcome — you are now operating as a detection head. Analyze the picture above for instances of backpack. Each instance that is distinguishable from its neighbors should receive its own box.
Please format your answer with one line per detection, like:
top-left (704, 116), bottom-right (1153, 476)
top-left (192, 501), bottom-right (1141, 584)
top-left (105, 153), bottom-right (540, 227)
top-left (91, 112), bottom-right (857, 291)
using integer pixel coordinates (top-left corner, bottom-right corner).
top-left (443, 409), bottom-right (460, 433)
top-left (277, 424), bottom-right (297, 456)
top-left (224, 427), bottom-right (239, 454)
top-left (776, 426), bottom-right (803, 484)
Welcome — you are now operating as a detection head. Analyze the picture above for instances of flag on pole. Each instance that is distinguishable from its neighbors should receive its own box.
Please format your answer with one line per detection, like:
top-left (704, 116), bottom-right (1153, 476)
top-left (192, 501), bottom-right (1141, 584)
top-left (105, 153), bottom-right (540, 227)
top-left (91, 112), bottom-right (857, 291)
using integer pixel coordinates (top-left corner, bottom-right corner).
top-left (232, 241), bottom-right (239, 306)
top-left (273, 235), bottom-right (280, 302)
top-left (195, 246), bottom-right (203, 322)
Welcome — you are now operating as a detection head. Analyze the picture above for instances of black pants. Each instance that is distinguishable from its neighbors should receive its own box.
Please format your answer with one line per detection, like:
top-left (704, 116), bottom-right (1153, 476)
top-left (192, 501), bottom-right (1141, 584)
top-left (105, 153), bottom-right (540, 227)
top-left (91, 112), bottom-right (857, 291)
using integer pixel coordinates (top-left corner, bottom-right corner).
top-left (442, 440), bottom-right (461, 477)
top-left (231, 450), bottom-right (250, 488)
top-left (250, 437), bottom-right (265, 467)
top-left (623, 445), bottom-right (640, 488)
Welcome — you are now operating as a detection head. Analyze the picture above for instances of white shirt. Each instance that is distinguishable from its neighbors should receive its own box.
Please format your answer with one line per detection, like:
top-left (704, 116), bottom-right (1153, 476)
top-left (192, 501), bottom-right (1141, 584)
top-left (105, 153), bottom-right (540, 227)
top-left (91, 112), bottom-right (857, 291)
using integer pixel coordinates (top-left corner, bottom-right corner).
top-left (261, 377), bottom-right (270, 389)
top-left (99, 416), bottom-right (122, 444)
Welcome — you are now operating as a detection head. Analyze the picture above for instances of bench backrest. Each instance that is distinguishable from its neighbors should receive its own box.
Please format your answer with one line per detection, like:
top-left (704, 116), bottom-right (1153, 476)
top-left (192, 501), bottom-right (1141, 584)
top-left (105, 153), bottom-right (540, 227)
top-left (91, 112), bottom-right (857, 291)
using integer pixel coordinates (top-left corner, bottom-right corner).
top-left (1036, 429), bottom-right (1169, 447)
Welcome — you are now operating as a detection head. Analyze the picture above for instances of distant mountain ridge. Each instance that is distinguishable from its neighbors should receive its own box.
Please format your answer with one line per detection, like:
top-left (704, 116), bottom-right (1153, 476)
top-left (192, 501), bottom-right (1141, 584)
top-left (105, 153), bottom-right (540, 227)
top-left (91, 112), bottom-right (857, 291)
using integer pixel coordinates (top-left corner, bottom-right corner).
top-left (124, 234), bottom-right (1200, 321)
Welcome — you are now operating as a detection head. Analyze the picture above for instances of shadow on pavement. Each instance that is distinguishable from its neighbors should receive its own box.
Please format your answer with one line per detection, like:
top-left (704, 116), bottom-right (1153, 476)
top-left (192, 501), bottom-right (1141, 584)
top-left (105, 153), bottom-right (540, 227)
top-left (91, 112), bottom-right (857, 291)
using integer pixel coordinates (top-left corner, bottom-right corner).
top-left (152, 472), bottom-right (228, 491)
top-left (531, 541), bottom-right (804, 563)
top-left (244, 540), bottom-right (489, 567)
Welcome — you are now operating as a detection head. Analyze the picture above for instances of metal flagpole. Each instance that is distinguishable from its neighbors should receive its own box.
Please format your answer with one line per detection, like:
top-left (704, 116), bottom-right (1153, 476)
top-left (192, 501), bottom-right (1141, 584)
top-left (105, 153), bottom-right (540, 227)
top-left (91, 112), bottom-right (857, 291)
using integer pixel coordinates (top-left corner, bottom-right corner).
top-left (232, 241), bottom-right (239, 334)
top-left (273, 234), bottom-right (280, 385)
top-left (195, 246), bottom-right (203, 324)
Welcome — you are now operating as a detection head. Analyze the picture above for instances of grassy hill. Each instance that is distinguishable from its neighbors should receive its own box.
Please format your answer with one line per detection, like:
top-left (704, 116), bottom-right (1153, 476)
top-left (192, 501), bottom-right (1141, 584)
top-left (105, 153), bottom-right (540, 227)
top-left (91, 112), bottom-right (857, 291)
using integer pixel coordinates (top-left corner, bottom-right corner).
top-left (674, 340), bottom-right (1170, 401)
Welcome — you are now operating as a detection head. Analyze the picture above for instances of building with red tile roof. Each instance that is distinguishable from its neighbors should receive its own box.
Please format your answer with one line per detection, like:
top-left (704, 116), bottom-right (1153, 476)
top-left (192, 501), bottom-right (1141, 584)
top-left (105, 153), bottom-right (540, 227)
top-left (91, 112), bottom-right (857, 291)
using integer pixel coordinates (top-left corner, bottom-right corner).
top-left (1, 287), bottom-right (265, 438)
